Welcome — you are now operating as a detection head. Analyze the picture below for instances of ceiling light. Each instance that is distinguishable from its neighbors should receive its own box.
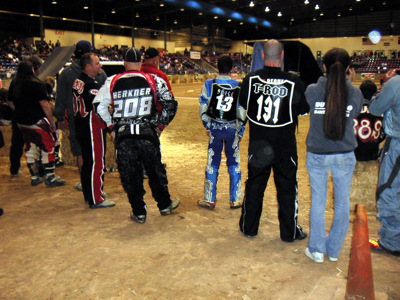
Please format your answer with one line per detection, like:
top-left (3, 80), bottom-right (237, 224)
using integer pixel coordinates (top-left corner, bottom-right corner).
top-left (174, 20), bottom-right (178, 24)
top-left (228, 19), bottom-right (232, 22)
top-left (337, 12), bottom-right (341, 17)
top-left (265, 6), bottom-right (270, 12)
top-left (51, 0), bottom-right (57, 4)
top-left (349, 7), bottom-right (353, 11)
top-left (304, 0), bottom-right (309, 4)
top-left (320, 12), bottom-right (324, 16)
top-left (156, 16), bottom-right (160, 21)
top-left (83, 4), bottom-right (89, 9)
top-left (111, 9), bottom-right (116, 14)
top-left (356, 0), bottom-right (361, 2)
top-left (313, 17), bottom-right (316, 21)
top-left (214, 16), bottom-right (218, 19)
top-left (315, 4), bottom-right (320, 10)
top-left (249, 1), bottom-right (255, 7)
top-left (382, 1), bottom-right (386, 5)
top-left (291, 18), bottom-right (295, 22)
top-left (277, 11), bottom-right (282, 17)
top-left (180, 8), bottom-right (184, 11)
top-left (199, 12), bottom-right (203, 15)
top-left (240, 22), bottom-right (243, 25)
top-left (62, 17), bottom-right (66, 20)
top-left (136, 13), bottom-right (139, 18)
top-left (160, 3), bottom-right (164, 7)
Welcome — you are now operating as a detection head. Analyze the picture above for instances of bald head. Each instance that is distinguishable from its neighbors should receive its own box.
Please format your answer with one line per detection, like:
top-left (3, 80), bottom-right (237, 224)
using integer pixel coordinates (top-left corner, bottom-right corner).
top-left (262, 39), bottom-right (283, 66)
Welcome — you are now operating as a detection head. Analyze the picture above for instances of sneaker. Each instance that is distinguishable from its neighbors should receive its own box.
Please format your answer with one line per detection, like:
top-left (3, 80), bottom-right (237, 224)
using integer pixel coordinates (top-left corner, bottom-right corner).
top-left (378, 240), bottom-right (400, 257)
top-left (160, 198), bottom-right (181, 216)
top-left (74, 183), bottom-right (83, 191)
top-left (130, 211), bottom-right (146, 224)
top-left (328, 256), bottom-right (338, 262)
top-left (294, 225), bottom-right (308, 241)
top-left (45, 175), bottom-right (66, 187)
top-left (11, 170), bottom-right (22, 177)
top-left (305, 248), bottom-right (324, 263)
top-left (197, 199), bottom-right (215, 210)
top-left (230, 201), bottom-right (242, 209)
top-left (31, 177), bottom-right (44, 186)
top-left (90, 199), bottom-right (116, 209)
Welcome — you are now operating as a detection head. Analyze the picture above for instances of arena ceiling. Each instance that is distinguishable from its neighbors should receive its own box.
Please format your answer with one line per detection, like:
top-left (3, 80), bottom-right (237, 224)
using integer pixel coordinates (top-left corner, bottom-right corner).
top-left (1, 0), bottom-right (399, 41)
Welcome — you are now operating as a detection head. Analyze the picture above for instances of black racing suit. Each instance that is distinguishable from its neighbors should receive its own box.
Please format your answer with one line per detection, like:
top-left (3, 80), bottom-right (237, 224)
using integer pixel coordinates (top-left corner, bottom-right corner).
top-left (238, 66), bottom-right (309, 240)
top-left (93, 71), bottom-right (177, 216)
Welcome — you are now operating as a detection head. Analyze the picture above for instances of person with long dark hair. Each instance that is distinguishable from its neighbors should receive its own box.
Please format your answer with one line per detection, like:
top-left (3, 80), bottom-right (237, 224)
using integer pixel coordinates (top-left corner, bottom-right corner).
top-left (304, 48), bottom-right (363, 263)
top-left (7, 60), bottom-right (65, 187)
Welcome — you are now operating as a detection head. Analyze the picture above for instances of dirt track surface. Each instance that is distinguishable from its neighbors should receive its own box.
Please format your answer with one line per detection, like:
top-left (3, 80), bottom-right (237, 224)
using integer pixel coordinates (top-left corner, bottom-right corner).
top-left (0, 82), bottom-right (399, 299)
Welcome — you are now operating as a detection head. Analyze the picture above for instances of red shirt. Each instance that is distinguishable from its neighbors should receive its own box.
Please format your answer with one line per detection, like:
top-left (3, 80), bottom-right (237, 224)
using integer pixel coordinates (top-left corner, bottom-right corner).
top-left (140, 63), bottom-right (174, 96)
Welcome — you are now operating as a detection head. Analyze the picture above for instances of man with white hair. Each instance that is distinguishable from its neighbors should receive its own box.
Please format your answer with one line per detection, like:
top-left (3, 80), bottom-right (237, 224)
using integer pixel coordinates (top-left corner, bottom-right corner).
top-left (93, 47), bottom-right (179, 224)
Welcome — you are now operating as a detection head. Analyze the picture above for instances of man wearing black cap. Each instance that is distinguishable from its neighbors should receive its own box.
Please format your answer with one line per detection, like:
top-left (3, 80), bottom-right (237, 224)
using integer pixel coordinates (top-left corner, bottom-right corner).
top-left (93, 47), bottom-right (179, 224)
top-left (54, 40), bottom-right (107, 191)
top-left (141, 47), bottom-right (173, 95)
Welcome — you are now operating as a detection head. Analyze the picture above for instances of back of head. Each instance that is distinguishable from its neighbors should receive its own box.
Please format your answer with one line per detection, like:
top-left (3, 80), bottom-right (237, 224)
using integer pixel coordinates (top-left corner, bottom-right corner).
top-left (80, 52), bottom-right (93, 70)
top-left (0, 87), bottom-right (8, 102)
top-left (263, 40), bottom-right (283, 62)
top-left (359, 80), bottom-right (377, 100)
top-left (217, 55), bottom-right (233, 74)
top-left (74, 40), bottom-right (92, 59)
top-left (16, 60), bottom-right (34, 81)
top-left (123, 47), bottom-right (142, 70)
top-left (322, 48), bottom-right (350, 141)
top-left (144, 48), bottom-right (159, 61)
top-left (25, 55), bottom-right (43, 73)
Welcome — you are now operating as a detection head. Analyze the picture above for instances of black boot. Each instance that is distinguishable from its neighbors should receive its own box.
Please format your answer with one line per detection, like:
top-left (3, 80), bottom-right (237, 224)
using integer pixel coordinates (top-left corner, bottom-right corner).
top-left (43, 162), bottom-right (66, 187)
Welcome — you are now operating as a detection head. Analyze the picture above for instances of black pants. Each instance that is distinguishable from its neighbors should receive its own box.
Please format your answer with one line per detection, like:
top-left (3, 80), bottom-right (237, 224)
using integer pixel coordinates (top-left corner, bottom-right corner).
top-left (116, 136), bottom-right (171, 216)
top-left (239, 140), bottom-right (299, 241)
top-left (10, 120), bottom-right (24, 175)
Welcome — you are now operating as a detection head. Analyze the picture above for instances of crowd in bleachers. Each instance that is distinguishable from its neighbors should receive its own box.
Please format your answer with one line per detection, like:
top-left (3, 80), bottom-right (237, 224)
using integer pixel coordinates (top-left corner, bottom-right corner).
top-left (0, 37), bottom-right (253, 81)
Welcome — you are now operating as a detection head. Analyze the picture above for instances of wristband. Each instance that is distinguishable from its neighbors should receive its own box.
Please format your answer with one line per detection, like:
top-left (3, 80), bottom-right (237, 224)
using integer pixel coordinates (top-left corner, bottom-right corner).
top-left (50, 122), bottom-right (55, 126)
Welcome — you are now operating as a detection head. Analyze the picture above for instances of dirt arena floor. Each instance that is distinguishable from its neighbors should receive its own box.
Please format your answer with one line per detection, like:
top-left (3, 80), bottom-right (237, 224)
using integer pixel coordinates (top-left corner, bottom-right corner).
top-left (0, 81), bottom-right (399, 299)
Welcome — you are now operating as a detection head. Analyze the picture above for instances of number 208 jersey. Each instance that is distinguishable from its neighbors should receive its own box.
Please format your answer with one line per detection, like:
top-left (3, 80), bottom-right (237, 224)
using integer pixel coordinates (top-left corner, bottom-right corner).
top-left (239, 66), bottom-right (309, 142)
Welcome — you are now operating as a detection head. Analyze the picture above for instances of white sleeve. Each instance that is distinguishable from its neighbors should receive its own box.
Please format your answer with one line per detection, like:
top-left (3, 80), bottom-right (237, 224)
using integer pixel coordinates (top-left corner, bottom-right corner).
top-left (93, 76), bottom-right (114, 128)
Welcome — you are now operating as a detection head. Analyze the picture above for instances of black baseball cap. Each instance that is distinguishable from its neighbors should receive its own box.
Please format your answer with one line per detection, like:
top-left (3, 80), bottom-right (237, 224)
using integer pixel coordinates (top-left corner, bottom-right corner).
top-left (144, 48), bottom-right (159, 59)
top-left (123, 47), bottom-right (142, 63)
top-left (75, 40), bottom-right (92, 58)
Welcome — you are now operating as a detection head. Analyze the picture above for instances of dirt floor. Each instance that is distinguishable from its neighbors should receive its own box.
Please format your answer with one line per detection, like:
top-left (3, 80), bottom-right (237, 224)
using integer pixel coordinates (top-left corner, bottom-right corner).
top-left (0, 82), bottom-right (399, 299)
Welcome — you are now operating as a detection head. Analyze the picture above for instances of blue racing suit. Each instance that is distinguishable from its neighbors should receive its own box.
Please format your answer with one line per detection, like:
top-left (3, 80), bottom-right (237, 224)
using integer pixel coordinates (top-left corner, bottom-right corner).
top-left (199, 75), bottom-right (246, 205)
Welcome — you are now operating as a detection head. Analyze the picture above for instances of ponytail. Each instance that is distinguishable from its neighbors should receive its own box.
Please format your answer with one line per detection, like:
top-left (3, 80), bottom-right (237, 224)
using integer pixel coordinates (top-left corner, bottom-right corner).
top-left (322, 49), bottom-right (349, 141)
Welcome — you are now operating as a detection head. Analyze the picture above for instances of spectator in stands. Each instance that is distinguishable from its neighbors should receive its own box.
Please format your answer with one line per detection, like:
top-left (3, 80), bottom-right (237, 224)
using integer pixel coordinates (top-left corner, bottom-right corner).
top-left (354, 80), bottom-right (385, 161)
top-left (54, 40), bottom-right (107, 191)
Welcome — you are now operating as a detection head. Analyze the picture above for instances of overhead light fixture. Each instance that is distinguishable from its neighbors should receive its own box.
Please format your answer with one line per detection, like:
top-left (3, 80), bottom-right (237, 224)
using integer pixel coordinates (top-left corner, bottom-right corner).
top-left (320, 12), bottom-right (324, 16)
top-left (111, 9), bottom-right (116, 14)
top-left (52, 0), bottom-right (57, 4)
top-left (214, 16), bottom-right (218, 19)
top-left (304, 0), bottom-right (309, 4)
top-left (313, 17), bottom-right (316, 21)
top-left (277, 11), bottom-right (282, 17)
top-left (180, 8), bottom-right (184, 11)
top-left (356, 0), bottom-right (361, 2)
top-left (291, 18), bottom-right (295, 22)
top-left (174, 20), bottom-right (178, 24)
top-left (382, 1), bottom-right (386, 5)
top-left (228, 19), bottom-right (232, 22)
top-left (83, 4), bottom-right (89, 9)
top-left (265, 6), bottom-right (270, 12)
top-left (156, 16), bottom-right (160, 21)
top-left (315, 4), bottom-right (320, 10)
top-left (249, 1), bottom-right (255, 7)
top-left (240, 22), bottom-right (244, 25)
top-left (349, 7), bottom-right (353, 11)
top-left (136, 13), bottom-right (139, 18)
top-left (337, 12), bottom-right (341, 17)
top-left (160, 3), bottom-right (164, 7)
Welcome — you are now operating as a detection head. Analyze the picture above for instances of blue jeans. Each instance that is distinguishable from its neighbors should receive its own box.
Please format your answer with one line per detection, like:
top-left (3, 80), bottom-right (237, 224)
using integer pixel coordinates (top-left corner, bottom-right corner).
top-left (377, 137), bottom-right (400, 252)
top-left (306, 152), bottom-right (356, 258)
